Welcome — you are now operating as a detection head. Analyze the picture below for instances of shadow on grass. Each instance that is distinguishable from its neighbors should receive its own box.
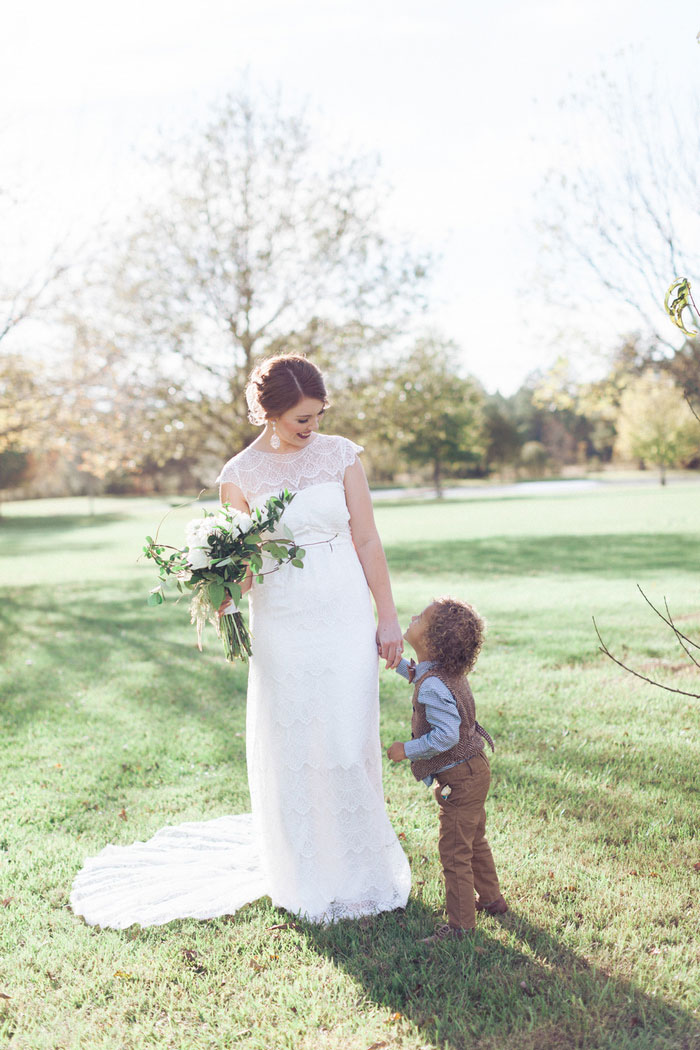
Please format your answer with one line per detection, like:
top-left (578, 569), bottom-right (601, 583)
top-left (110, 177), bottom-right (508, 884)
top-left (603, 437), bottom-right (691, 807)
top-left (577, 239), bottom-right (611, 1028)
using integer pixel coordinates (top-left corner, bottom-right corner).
top-left (0, 512), bottom-right (132, 555)
top-left (0, 583), bottom-right (247, 740)
top-left (3, 583), bottom-right (698, 817)
top-left (296, 901), bottom-right (697, 1050)
top-left (0, 511), bottom-right (131, 533)
top-left (4, 580), bottom-right (698, 1047)
top-left (386, 533), bottom-right (695, 578)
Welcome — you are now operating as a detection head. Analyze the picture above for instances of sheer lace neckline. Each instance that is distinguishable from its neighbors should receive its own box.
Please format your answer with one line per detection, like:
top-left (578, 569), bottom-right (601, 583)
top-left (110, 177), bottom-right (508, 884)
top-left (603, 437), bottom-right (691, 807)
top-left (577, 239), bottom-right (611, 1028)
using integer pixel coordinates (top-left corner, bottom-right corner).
top-left (248, 435), bottom-right (320, 457)
top-left (217, 434), bottom-right (363, 506)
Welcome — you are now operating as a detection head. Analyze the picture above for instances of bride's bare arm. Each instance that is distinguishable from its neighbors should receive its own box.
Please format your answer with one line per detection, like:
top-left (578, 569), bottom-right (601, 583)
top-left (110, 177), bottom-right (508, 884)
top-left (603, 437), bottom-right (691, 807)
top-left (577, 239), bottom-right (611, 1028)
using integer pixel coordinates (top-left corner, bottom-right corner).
top-left (219, 481), bottom-right (253, 605)
top-left (343, 458), bottom-right (403, 669)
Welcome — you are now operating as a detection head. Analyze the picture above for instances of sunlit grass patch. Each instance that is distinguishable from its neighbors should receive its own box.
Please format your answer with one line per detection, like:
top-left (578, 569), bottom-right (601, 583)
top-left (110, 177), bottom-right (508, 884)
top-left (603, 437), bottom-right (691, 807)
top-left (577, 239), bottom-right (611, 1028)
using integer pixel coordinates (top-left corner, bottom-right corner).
top-left (1, 485), bottom-right (699, 1050)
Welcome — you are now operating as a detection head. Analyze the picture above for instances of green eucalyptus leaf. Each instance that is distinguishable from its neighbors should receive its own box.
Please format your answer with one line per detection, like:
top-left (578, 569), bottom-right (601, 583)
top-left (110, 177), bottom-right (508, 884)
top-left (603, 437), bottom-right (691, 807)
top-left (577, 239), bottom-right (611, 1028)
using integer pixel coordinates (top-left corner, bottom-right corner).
top-left (208, 582), bottom-right (226, 607)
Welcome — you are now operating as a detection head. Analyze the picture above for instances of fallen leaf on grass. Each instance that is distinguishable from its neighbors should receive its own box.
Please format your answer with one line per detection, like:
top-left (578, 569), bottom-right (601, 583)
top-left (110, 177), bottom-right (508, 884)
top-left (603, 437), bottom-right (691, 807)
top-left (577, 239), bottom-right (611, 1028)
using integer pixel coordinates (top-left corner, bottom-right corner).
top-left (693, 861), bottom-right (700, 872)
top-left (118, 809), bottom-right (128, 821)
top-left (398, 833), bottom-right (407, 840)
top-left (265, 922), bottom-right (298, 932)
top-left (1, 898), bottom-right (13, 908)
top-left (366, 1042), bottom-right (388, 1049)
top-left (113, 971), bottom-right (133, 980)
top-left (181, 949), bottom-right (206, 973)
top-left (0, 992), bottom-right (11, 1000)
top-left (384, 1012), bottom-right (403, 1023)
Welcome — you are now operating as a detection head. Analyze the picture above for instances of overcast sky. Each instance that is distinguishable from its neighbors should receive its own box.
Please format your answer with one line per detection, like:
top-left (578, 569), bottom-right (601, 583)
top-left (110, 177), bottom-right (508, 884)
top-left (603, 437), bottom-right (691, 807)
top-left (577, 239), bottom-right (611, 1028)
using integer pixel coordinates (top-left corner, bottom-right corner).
top-left (2, 0), bottom-right (699, 393)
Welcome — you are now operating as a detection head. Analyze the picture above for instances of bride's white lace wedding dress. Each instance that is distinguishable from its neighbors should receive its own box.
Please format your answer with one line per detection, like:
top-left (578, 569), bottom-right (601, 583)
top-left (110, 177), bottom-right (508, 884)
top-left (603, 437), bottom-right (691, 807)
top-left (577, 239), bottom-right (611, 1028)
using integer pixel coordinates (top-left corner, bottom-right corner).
top-left (69, 434), bottom-right (410, 928)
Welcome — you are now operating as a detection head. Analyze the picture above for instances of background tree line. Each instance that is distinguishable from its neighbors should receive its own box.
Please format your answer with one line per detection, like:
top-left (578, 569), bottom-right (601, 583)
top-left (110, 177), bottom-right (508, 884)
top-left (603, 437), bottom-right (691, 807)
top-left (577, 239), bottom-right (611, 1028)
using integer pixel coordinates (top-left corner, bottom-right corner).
top-left (2, 86), bottom-right (699, 505)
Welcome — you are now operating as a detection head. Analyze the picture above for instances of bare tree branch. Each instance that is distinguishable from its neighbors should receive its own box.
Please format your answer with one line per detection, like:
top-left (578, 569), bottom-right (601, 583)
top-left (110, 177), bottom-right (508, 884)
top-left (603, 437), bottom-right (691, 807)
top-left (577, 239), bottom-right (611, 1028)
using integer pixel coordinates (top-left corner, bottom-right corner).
top-left (636, 585), bottom-right (700, 652)
top-left (593, 616), bottom-right (700, 698)
top-left (662, 597), bottom-right (700, 669)
top-left (684, 393), bottom-right (700, 424)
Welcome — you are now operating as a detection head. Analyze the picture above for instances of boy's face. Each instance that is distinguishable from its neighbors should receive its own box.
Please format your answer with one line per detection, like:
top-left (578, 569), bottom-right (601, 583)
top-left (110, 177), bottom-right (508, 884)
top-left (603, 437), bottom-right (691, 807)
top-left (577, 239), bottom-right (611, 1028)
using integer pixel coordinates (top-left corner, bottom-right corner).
top-left (403, 602), bottom-right (435, 657)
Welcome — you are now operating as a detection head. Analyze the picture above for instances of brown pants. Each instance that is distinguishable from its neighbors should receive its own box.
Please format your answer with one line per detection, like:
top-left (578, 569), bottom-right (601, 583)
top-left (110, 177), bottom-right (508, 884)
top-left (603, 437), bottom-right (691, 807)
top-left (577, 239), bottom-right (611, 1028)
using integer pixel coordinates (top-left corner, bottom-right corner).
top-left (434, 752), bottom-right (501, 930)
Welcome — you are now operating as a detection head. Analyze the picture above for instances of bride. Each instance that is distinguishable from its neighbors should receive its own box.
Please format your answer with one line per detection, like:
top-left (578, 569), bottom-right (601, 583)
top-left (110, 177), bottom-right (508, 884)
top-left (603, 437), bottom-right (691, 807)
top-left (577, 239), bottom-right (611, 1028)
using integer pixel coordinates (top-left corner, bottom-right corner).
top-left (70, 355), bottom-right (410, 927)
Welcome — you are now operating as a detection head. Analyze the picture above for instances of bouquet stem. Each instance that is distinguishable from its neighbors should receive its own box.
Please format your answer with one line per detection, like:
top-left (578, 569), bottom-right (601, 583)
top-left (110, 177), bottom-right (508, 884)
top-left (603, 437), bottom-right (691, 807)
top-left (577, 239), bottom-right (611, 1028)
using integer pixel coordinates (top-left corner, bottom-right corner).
top-left (218, 610), bottom-right (253, 663)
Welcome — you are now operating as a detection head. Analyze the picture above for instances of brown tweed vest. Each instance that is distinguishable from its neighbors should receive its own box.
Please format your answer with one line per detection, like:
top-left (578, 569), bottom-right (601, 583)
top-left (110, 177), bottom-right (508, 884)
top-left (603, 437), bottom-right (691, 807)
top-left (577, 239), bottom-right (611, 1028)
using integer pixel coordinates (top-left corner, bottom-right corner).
top-left (410, 668), bottom-right (494, 782)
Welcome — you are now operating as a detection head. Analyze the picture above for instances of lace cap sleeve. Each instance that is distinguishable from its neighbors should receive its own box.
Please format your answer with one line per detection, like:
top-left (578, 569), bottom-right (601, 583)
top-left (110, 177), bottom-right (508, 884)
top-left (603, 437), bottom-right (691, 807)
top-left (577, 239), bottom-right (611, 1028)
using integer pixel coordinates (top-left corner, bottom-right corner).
top-left (216, 456), bottom-right (242, 489)
top-left (337, 436), bottom-right (364, 470)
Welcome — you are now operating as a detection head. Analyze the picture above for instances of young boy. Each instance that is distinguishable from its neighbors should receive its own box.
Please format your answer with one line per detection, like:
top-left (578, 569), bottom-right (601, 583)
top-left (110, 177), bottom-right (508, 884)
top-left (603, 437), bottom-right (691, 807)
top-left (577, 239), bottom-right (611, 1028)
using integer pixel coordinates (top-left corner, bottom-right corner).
top-left (386, 596), bottom-right (506, 943)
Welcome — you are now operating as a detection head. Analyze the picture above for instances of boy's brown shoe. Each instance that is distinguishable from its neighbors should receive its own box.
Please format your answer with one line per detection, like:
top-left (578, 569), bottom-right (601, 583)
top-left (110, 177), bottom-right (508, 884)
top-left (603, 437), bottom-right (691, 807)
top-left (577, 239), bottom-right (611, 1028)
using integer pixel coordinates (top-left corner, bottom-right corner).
top-left (476, 894), bottom-right (508, 916)
top-left (419, 924), bottom-right (472, 945)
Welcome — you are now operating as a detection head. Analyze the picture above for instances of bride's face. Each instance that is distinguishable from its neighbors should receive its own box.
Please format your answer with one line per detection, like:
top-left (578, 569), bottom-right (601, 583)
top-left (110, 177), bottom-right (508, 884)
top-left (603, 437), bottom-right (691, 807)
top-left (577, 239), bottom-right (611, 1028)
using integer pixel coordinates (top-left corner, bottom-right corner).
top-left (271, 397), bottom-right (326, 451)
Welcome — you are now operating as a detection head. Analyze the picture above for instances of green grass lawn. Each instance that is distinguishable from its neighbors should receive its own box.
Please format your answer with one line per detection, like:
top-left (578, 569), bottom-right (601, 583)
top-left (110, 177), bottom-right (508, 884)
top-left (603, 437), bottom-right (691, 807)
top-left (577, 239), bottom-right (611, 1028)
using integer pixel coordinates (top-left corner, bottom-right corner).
top-left (1, 484), bottom-right (699, 1050)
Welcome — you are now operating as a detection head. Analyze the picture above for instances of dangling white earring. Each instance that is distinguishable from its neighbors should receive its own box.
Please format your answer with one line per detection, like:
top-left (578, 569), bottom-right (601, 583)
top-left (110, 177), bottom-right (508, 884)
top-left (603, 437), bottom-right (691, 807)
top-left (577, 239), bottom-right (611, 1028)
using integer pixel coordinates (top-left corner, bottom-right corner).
top-left (270, 420), bottom-right (281, 450)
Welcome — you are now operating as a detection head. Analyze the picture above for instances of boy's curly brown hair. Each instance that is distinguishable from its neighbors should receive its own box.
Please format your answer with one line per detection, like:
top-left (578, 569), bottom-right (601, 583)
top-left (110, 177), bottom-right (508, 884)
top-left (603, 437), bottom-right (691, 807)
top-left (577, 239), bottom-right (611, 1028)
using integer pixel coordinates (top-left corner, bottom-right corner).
top-left (424, 596), bottom-right (485, 677)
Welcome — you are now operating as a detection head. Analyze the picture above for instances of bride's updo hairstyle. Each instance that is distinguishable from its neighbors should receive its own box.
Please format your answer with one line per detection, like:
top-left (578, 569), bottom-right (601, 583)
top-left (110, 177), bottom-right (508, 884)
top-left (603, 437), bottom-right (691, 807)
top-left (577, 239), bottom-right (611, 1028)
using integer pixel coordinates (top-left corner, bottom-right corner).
top-left (246, 355), bottom-right (328, 425)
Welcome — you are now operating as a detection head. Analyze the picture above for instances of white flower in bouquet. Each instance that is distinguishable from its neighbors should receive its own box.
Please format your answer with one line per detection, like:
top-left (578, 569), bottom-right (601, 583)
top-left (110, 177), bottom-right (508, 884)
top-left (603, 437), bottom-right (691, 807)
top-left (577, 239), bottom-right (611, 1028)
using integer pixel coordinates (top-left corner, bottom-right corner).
top-left (227, 508), bottom-right (254, 535)
top-left (184, 513), bottom-right (230, 570)
top-left (185, 545), bottom-right (210, 571)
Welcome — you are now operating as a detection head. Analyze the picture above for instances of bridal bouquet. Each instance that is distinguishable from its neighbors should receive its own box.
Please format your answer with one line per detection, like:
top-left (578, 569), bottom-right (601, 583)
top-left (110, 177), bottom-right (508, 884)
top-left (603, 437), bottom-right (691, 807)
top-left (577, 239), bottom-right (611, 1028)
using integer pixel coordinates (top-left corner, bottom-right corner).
top-left (143, 491), bottom-right (305, 663)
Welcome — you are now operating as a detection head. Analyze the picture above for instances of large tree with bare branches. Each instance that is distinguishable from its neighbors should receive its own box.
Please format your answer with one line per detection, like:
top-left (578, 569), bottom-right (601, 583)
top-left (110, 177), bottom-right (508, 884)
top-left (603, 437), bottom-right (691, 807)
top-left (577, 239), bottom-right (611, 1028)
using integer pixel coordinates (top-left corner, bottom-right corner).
top-left (538, 71), bottom-right (700, 350)
top-left (101, 90), bottom-right (431, 459)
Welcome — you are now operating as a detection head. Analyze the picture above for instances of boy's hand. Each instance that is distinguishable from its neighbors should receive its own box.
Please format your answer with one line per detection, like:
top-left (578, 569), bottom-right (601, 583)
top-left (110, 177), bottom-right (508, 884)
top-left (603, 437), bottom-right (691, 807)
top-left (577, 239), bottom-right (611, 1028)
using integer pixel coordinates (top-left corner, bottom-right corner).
top-left (386, 742), bottom-right (406, 762)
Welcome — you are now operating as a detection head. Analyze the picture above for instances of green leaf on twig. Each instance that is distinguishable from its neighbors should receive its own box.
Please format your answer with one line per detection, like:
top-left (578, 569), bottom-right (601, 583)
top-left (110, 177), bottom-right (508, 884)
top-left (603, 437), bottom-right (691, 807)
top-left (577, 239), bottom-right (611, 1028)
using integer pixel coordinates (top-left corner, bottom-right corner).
top-left (664, 277), bottom-right (699, 337)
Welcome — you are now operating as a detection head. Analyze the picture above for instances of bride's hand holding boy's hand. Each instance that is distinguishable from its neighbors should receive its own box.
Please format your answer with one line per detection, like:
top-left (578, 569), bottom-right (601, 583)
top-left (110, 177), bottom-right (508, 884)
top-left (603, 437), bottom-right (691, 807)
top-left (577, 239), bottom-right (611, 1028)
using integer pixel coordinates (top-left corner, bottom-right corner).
top-left (387, 742), bottom-right (406, 762)
top-left (376, 616), bottom-right (403, 670)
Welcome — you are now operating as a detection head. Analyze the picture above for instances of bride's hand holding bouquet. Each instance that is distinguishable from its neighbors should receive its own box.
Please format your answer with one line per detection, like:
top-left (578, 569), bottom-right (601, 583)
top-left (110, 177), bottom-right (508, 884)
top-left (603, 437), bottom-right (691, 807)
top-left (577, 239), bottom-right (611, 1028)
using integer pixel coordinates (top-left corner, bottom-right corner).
top-left (143, 490), bottom-right (306, 663)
